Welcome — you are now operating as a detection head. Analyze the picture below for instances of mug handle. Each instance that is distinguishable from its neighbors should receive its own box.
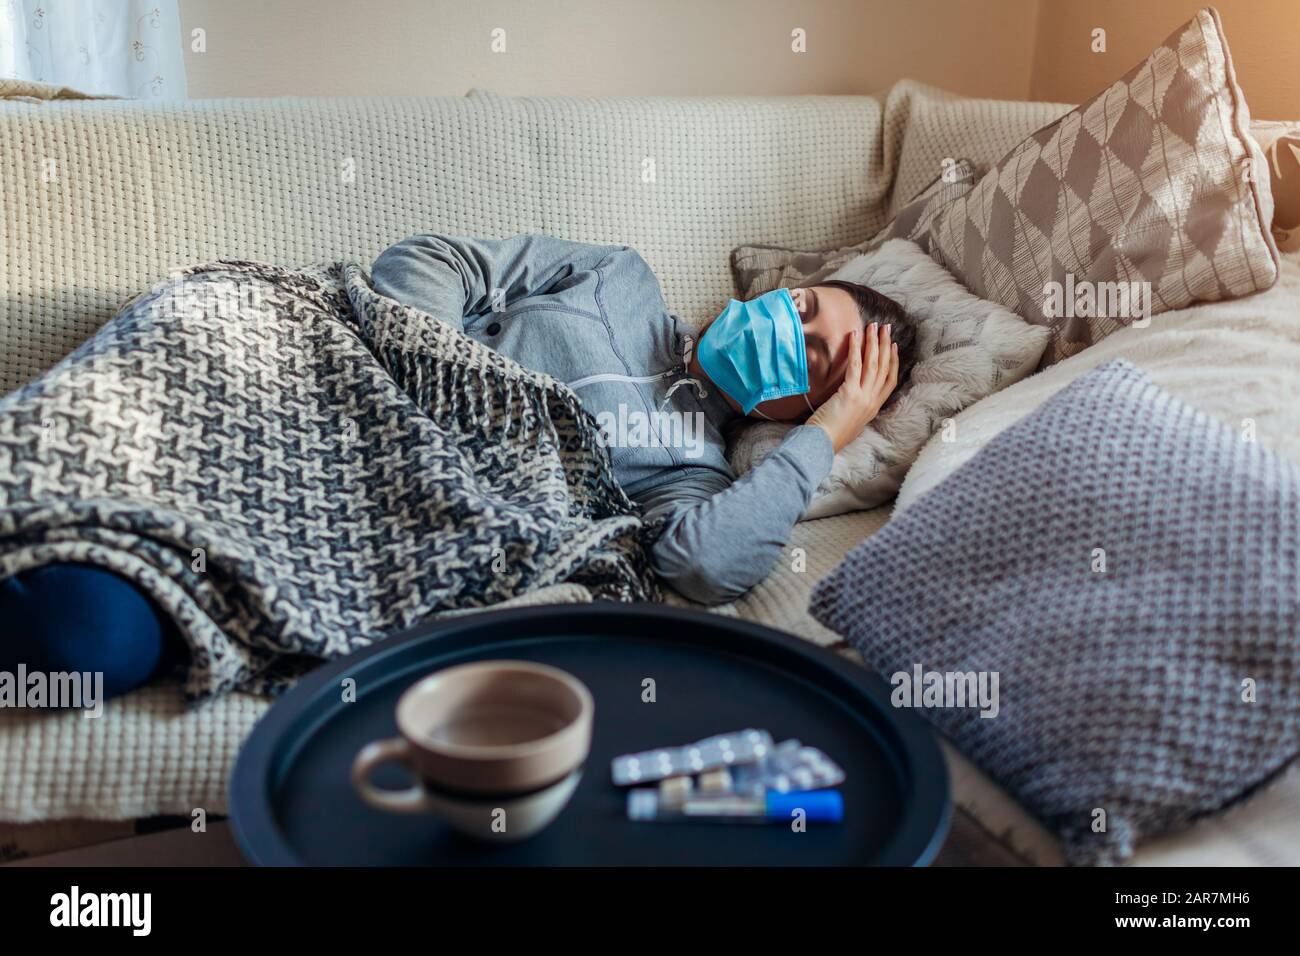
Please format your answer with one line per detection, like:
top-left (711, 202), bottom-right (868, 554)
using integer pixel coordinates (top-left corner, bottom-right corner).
top-left (351, 738), bottom-right (434, 814)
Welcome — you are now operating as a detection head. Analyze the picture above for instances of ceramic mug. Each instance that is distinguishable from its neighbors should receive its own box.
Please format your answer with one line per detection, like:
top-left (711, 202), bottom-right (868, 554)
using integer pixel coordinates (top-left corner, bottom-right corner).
top-left (351, 660), bottom-right (593, 841)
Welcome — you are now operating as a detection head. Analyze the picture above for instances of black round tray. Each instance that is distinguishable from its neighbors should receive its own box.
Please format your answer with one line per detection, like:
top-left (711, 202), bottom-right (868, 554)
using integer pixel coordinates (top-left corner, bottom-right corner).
top-left (229, 603), bottom-right (950, 866)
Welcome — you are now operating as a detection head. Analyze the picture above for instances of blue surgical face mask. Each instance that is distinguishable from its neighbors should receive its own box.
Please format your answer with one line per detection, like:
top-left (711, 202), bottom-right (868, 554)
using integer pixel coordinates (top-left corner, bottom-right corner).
top-left (696, 288), bottom-right (810, 416)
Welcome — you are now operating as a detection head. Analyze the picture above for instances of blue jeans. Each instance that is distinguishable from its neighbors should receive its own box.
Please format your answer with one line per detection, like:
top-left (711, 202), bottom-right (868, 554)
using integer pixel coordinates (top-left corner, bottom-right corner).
top-left (0, 564), bottom-right (182, 699)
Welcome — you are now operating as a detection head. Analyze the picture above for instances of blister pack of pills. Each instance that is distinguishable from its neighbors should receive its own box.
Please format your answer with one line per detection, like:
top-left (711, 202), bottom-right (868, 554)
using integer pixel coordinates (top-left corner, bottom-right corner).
top-left (619, 734), bottom-right (848, 823)
top-left (724, 739), bottom-right (845, 794)
top-left (612, 731), bottom-right (845, 792)
top-left (610, 729), bottom-right (773, 786)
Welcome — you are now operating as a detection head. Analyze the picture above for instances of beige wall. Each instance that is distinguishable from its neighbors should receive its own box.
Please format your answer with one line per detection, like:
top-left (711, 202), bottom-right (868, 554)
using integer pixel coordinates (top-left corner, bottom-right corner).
top-left (1030, 0), bottom-right (1300, 119)
top-left (178, 0), bottom-right (1041, 99)
top-left (178, 1), bottom-right (1299, 120)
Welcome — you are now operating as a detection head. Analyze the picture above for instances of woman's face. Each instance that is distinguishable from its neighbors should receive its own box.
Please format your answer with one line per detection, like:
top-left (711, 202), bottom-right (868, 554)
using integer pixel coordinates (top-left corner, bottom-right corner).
top-left (746, 285), bottom-right (862, 422)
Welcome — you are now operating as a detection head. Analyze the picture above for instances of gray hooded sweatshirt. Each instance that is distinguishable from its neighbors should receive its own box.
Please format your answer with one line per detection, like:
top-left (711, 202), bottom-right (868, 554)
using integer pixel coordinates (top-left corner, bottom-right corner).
top-left (371, 233), bottom-right (833, 605)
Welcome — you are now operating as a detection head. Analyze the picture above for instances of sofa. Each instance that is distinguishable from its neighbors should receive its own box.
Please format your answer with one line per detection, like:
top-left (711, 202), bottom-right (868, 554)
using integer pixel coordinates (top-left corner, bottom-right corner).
top-left (1, 77), bottom-right (1297, 865)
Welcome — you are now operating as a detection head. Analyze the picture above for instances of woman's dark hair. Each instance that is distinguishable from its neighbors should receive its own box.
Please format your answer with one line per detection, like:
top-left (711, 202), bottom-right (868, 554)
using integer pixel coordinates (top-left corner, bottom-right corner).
top-left (819, 279), bottom-right (918, 386)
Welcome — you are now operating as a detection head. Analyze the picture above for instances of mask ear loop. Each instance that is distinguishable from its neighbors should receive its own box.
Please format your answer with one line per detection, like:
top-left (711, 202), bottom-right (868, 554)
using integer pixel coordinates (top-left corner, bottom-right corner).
top-left (751, 392), bottom-right (815, 422)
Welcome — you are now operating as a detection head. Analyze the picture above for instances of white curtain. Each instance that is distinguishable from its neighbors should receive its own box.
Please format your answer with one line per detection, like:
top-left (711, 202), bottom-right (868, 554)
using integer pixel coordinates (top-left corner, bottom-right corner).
top-left (1, 0), bottom-right (187, 98)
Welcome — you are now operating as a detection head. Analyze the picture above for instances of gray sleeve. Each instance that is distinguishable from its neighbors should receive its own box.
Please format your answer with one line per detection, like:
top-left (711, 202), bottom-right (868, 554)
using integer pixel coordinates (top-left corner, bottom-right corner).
top-left (370, 233), bottom-right (621, 324)
top-left (636, 424), bottom-right (835, 605)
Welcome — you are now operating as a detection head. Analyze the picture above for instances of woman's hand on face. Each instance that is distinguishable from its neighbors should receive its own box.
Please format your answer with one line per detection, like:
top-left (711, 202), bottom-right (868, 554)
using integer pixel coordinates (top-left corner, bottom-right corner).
top-left (806, 322), bottom-right (899, 454)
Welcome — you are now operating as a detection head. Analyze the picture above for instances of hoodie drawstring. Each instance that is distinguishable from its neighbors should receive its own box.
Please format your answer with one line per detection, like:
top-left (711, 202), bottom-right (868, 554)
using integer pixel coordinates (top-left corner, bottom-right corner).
top-left (566, 331), bottom-right (708, 410)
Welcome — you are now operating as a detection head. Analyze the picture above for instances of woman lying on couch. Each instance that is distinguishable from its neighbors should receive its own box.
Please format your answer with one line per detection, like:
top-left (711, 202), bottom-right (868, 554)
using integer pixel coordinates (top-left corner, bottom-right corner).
top-left (0, 234), bottom-right (915, 699)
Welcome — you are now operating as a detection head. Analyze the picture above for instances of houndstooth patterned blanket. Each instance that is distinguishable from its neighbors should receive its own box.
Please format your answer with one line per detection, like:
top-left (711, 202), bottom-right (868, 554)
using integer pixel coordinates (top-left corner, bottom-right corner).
top-left (0, 261), bottom-right (658, 700)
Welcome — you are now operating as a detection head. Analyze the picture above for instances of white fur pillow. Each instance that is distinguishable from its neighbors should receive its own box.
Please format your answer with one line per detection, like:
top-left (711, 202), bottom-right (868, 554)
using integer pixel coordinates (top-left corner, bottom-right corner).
top-left (728, 239), bottom-right (1049, 518)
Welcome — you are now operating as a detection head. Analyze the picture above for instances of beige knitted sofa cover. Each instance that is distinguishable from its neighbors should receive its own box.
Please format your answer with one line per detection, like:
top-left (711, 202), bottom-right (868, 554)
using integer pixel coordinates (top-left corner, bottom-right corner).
top-left (3, 80), bottom-right (1295, 865)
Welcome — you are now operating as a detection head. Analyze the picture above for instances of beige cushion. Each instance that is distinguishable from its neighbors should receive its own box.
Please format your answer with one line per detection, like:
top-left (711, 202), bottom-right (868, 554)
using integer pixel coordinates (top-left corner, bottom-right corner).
top-left (725, 78), bottom-right (1078, 304)
top-left (729, 159), bottom-right (979, 300)
top-left (929, 8), bottom-right (1279, 368)
top-left (1252, 120), bottom-right (1300, 252)
top-left (884, 82), bottom-right (1074, 218)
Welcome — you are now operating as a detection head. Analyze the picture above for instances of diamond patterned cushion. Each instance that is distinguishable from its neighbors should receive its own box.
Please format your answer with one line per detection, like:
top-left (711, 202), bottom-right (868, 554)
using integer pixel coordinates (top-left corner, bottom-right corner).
top-left (928, 8), bottom-right (1279, 368)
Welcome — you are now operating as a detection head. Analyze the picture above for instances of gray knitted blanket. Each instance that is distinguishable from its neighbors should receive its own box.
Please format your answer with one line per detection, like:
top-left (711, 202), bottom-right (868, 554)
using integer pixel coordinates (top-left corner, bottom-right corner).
top-left (811, 360), bottom-right (1300, 865)
top-left (0, 261), bottom-right (658, 699)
